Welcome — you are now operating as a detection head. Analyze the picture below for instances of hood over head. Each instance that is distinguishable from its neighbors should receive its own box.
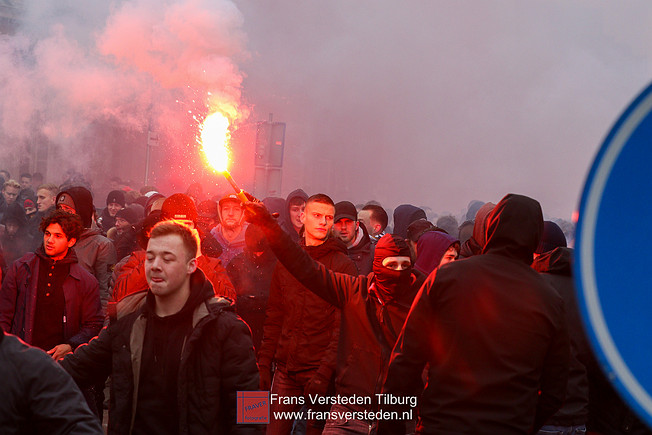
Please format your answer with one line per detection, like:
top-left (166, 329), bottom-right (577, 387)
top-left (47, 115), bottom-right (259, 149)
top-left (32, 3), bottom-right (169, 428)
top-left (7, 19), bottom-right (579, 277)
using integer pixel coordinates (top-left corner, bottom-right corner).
top-left (459, 202), bottom-right (496, 258)
top-left (414, 231), bottom-right (460, 276)
top-left (535, 221), bottom-right (567, 254)
top-left (393, 204), bottom-right (427, 239)
top-left (466, 200), bottom-right (485, 221)
top-left (482, 194), bottom-right (543, 264)
top-left (285, 189), bottom-right (308, 212)
top-left (532, 246), bottom-right (573, 276)
top-left (1, 202), bottom-right (27, 227)
top-left (56, 186), bottom-right (94, 228)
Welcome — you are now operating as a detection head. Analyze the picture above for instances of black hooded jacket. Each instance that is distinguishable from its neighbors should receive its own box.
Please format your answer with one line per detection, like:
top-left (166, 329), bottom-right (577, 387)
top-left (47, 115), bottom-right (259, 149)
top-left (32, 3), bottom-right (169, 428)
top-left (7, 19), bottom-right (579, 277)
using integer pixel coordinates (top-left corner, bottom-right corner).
top-left (380, 194), bottom-right (570, 435)
top-left (61, 270), bottom-right (259, 435)
top-left (347, 222), bottom-right (373, 275)
top-left (532, 247), bottom-right (589, 426)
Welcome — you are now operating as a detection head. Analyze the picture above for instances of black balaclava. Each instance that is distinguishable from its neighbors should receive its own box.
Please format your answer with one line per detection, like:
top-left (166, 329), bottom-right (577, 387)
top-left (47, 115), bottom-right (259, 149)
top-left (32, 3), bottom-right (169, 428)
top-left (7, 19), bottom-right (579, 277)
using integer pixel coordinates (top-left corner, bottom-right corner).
top-left (372, 234), bottom-right (413, 302)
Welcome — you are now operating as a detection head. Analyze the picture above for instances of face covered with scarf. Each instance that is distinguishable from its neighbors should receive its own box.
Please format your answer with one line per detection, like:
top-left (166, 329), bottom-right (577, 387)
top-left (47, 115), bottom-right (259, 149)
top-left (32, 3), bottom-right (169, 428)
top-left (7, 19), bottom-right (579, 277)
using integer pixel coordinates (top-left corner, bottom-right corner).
top-left (372, 234), bottom-right (414, 302)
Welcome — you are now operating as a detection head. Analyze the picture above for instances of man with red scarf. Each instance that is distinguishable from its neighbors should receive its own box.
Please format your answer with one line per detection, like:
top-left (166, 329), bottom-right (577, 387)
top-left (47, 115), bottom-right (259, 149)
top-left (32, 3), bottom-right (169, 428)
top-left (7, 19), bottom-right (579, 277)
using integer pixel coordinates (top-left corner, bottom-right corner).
top-left (243, 201), bottom-right (425, 435)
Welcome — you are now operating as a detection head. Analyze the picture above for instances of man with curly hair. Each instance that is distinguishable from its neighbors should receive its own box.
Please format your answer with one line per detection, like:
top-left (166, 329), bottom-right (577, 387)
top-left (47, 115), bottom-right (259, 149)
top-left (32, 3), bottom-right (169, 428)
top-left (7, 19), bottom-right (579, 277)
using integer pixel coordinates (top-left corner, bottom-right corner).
top-left (0, 209), bottom-right (103, 359)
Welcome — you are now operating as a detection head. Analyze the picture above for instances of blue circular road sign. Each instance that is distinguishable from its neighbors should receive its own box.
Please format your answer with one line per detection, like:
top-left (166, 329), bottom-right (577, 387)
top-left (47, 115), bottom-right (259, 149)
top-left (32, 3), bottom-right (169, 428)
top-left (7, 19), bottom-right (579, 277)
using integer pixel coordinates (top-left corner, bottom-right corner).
top-left (576, 81), bottom-right (652, 427)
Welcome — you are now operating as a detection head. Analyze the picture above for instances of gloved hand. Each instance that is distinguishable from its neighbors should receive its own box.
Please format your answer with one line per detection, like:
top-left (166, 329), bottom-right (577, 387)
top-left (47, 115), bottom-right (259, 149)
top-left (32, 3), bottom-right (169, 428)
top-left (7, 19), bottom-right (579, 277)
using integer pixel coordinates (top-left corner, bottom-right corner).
top-left (242, 190), bottom-right (260, 203)
top-left (303, 372), bottom-right (330, 397)
top-left (243, 201), bottom-right (277, 227)
top-left (259, 365), bottom-right (272, 390)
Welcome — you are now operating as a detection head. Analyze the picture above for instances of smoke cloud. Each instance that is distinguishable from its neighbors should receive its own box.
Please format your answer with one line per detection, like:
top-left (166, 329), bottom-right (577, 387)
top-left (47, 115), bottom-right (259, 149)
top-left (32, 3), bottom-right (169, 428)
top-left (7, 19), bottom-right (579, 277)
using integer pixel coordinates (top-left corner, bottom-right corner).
top-left (0, 0), bottom-right (248, 190)
top-left (234, 1), bottom-right (652, 220)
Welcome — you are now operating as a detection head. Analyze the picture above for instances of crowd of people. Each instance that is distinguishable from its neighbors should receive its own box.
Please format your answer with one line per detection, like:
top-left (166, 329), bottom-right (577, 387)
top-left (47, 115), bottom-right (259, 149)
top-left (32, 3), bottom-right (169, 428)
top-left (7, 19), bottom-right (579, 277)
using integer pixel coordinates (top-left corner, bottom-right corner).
top-left (0, 169), bottom-right (648, 434)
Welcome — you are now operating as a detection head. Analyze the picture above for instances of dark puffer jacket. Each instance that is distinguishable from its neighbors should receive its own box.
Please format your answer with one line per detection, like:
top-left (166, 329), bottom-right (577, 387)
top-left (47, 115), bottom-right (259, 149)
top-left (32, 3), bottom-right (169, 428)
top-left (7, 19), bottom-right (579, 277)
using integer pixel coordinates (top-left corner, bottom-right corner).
top-left (252, 215), bottom-right (423, 409)
top-left (380, 194), bottom-right (570, 435)
top-left (0, 249), bottom-right (103, 349)
top-left (258, 237), bottom-right (357, 378)
top-left (61, 270), bottom-right (259, 435)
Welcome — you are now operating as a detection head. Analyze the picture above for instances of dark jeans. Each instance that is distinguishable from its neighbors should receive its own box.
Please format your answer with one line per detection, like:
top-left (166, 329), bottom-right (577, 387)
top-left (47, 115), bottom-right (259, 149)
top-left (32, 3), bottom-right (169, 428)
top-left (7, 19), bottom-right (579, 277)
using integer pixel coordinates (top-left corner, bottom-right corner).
top-left (267, 367), bottom-right (328, 435)
top-left (321, 403), bottom-right (376, 435)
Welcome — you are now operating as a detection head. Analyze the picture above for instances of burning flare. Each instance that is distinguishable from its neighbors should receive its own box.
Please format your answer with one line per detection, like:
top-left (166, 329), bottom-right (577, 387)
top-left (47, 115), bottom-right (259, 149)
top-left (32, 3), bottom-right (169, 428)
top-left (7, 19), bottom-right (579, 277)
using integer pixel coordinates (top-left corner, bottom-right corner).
top-left (200, 111), bottom-right (231, 172)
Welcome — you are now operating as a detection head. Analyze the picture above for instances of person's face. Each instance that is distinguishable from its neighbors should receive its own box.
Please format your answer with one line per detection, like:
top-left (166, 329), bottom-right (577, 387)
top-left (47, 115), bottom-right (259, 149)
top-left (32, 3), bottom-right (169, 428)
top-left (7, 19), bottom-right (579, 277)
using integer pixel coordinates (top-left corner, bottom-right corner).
top-left (333, 218), bottom-right (358, 246)
top-left (20, 177), bottom-right (31, 189)
top-left (115, 217), bottom-right (130, 233)
top-left (301, 201), bottom-right (334, 246)
top-left (220, 201), bottom-right (243, 230)
top-left (36, 189), bottom-right (56, 212)
top-left (43, 223), bottom-right (75, 260)
top-left (145, 234), bottom-right (196, 298)
top-left (6, 221), bottom-right (20, 236)
top-left (382, 256), bottom-right (412, 271)
top-left (107, 202), bottom-right (122, 217)
top-left (288, 202), bottom-right (305, 230)
top-left (2, 186), bottom-right (19, 205)
top-left (439, 245), bottom-right (459, 267)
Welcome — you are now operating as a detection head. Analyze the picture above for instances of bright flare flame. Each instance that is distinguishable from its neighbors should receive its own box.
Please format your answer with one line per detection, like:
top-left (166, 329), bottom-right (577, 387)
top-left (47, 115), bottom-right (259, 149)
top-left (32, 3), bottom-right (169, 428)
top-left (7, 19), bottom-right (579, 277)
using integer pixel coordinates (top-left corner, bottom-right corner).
top-left (200, 112), bottom-right (231, 172)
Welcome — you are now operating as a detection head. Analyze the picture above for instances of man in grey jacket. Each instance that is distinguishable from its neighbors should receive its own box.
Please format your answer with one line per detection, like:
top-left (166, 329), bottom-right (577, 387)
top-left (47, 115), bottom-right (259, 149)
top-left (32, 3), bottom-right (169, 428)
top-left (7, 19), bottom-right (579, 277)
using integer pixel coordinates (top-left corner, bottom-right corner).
top-left (56, 186), bottom-right (117, 311)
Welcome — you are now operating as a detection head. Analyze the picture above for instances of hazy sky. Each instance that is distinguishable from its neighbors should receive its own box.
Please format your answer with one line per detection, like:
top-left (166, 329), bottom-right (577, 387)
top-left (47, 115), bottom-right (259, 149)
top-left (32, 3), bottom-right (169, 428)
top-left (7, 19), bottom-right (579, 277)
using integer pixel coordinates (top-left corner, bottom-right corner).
top-left (233, 1), bottom-right (652, 219)
top-left (1, 1), bottom-right (651, 220)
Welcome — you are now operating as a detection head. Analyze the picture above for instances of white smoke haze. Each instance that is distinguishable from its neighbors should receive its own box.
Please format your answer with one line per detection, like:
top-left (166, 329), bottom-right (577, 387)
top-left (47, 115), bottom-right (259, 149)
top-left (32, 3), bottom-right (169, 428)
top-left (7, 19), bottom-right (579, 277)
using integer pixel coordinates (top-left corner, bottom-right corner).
top-left (234, 1), bottom-right (652, 220)
top-left (0, 0), bottom-right (248, 191)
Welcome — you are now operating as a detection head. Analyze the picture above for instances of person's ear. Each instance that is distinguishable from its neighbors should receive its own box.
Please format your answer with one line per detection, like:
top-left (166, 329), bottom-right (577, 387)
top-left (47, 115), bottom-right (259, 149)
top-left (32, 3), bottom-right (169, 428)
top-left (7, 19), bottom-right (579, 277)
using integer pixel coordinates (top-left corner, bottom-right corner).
top-left (187, 257), bottom-right (198, 274)
top-left (67, 238), bottom-right (76, 248)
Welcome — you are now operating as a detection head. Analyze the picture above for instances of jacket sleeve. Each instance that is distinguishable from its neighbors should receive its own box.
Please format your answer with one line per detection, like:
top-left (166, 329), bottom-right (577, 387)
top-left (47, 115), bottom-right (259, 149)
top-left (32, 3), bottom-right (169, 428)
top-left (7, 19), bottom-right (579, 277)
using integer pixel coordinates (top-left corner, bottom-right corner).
top-left (205, 258), bottom-right (237, 301)
top-left (260, 221), bottom-right (361, 308)
top-left (531, 301), bottom-right (570, 433)
top-left (112, 253), bottom-right (147, 302)
top-left (217, 312), bottom-right (260, 434)
top-left (316, 255), bottom-right (357, 381)
top-left (60, 325), bottom-right (114, 388)
top-left (18, 345), bottom-right (104, 434)
top-left (66, 273), bottom-right (103, 350)
top-left (94, 240), bottom-right (118, 309)
top-left (0, 260), bottom-right (20, 332)
top-left (257, 265), bottom-right (284, 369)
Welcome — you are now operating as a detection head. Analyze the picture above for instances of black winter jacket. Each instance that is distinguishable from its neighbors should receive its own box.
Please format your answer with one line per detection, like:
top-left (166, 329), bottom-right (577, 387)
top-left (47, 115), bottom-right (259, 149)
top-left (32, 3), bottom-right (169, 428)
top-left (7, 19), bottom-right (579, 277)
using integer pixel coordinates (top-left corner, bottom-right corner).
top-left (348, 223), bottom-right (373, 275)
top-left (256, 219), bottom-right (423, 408)
top-left (532, 247), bottom-right (590, 426)
top-left (380, 194), bottom-right (570, 435)
top-left (61, 270), bottom-right (259, 435)
top-left (258, 237), bottom-right (357, 379)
